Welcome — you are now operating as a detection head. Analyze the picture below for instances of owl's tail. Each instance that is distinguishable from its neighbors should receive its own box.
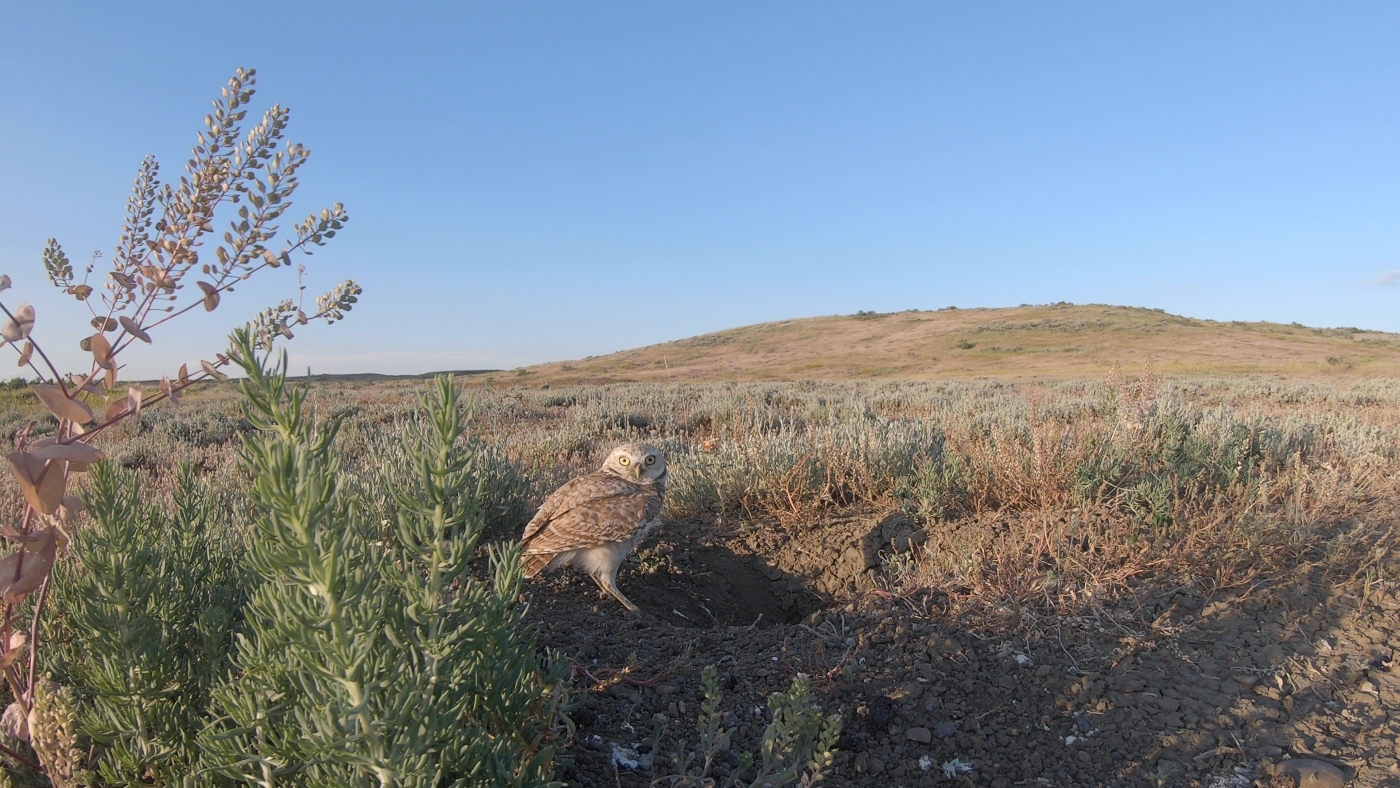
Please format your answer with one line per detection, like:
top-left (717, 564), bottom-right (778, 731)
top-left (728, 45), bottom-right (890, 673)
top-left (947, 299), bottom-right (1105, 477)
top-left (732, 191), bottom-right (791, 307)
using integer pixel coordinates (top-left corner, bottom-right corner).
top-left (522, 552), bottom-right (553, 578)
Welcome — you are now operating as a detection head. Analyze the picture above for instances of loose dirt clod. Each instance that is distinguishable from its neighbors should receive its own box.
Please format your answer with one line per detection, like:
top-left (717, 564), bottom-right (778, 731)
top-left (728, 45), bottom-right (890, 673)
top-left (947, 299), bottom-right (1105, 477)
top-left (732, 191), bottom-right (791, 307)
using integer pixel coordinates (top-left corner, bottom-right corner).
top-left (1276, 759), bottom-right (1348, 788)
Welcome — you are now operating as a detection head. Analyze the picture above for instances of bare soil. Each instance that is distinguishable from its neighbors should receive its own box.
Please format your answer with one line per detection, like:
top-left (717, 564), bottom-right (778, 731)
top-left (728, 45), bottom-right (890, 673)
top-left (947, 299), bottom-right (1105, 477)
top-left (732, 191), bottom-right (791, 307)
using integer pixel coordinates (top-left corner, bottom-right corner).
top-left (524, 513), bottom-right (1400, 788)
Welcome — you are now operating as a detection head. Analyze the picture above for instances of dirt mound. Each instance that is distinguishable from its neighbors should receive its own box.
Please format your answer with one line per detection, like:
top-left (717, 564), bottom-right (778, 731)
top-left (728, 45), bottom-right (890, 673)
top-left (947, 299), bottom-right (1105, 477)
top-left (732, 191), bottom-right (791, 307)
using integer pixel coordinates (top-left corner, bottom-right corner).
top-left (521, 513), bottom-right (1400, 787)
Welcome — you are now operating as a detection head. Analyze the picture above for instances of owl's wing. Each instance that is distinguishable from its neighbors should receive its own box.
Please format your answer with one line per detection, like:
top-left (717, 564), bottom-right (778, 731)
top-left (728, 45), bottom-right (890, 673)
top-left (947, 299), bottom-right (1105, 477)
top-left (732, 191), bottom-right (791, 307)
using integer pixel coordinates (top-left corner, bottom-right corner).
top-left (521, 473), bottom-right (654, 554)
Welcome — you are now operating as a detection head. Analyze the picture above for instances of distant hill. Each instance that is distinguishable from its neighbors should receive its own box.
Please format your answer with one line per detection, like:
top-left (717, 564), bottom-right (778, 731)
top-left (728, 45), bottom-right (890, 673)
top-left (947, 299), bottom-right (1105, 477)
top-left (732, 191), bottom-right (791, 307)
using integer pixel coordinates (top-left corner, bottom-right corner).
top-left (294, 369), bottom-right (497, 383)
top-left (483, 304), bottom-right (1400, 384)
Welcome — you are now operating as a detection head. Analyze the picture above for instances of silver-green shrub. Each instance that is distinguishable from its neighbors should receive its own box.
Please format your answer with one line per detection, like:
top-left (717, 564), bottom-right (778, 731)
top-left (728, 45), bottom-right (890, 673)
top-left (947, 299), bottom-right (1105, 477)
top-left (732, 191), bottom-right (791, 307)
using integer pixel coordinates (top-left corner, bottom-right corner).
top-left (192, 330), bottom-right (570, 787)
top-left (43, 462), bottom-right (243, 785)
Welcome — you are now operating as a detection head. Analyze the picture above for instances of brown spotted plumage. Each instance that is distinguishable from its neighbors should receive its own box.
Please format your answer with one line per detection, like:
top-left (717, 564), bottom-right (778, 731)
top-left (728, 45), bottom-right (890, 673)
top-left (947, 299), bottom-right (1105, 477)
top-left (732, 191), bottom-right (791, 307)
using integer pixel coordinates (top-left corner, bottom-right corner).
top-left (520, 443), bottom-right (668, 612)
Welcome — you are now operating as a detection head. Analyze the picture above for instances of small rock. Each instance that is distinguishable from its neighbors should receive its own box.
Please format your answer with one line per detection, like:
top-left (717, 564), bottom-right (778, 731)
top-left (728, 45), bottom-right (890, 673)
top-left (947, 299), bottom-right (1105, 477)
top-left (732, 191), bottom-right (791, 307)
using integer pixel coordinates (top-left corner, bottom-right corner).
top-left (837, 730), bottom-right (868, 752)
top-left (1035, 665), bottom-right (1052, 678)
top-left (866, 696), bottom-right (894, 729)
top-left (1153, 696), bottom-right (1181, 712)
top-left (1174, 594), bottom-right (1201, 610)
top-left (890, 682), bottom-right (924, 702)
top-left (936, 721), bottom-right (958, 738)
top-left (655, 684), bottom-right (678, 695)
top-left (905, 727), bottom-right (932, 743)
top-left (1278, 758), bottom-right (1347, 788)
top-left (1074, 713), bottom-right (1092, 733)
top-left (610, 743), bottom-right (644, 770)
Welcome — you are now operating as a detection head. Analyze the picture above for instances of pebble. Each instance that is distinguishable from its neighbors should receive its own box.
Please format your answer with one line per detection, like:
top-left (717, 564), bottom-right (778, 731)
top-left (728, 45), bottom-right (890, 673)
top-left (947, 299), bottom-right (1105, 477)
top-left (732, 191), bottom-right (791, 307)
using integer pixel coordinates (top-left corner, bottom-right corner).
top-left (936, 721), bottom-right (958, 738)
top-left (1277, 758), bottom-right (1347, 788)
top-left (867, 696), bottom-right (893, 728)
top-left (905, 726), bottom-right (932, 743)
top-left (1034, 665), bottom-right (1052, 677)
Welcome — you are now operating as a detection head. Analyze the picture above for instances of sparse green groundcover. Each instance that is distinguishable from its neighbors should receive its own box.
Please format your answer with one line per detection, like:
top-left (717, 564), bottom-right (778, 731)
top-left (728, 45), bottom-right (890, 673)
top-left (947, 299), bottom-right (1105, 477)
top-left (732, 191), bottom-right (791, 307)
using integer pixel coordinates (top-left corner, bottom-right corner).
top-left (8, 369), bottom-right (1396, 611)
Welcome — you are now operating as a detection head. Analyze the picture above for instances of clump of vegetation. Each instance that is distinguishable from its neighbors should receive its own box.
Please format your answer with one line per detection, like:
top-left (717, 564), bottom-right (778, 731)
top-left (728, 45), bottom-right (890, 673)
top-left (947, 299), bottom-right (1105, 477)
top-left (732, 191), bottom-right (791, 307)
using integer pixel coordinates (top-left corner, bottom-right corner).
top-left (650, 665), bottom-right (839, 788)
top-left (41, 461), bottom-right (242, 784)
top-left (190, 332), bottom-right (570, 785)
top-left (35, 338), bottom-right (574, 786)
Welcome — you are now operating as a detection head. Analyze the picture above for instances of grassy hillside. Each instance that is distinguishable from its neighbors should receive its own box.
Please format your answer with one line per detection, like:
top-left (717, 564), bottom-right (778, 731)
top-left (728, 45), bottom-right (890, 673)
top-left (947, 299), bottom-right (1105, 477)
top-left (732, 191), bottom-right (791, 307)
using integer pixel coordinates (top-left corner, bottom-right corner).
top-left (486, 303), bottom-right (1400, 384)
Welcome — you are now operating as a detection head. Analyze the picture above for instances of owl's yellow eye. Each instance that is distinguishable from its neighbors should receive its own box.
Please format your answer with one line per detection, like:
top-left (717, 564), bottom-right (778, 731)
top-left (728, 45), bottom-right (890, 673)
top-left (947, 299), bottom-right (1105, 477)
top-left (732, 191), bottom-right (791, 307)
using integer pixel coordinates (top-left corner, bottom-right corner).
top-left (645, 455), bottom-right (656, 465)
top-left (618, 457), bottom-right (630, 466)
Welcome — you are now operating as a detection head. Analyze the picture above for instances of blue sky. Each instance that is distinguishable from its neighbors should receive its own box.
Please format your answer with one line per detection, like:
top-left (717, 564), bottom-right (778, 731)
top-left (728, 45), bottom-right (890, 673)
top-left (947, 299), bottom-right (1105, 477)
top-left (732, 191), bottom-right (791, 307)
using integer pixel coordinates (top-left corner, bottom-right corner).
top-left (3, 2), bottom-right (1400, 376)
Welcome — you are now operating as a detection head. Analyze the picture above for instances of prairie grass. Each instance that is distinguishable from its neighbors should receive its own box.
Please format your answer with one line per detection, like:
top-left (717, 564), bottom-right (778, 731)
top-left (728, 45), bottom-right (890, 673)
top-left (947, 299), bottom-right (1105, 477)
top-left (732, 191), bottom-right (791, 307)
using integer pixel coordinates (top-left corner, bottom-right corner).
top-left (7, 371), bottom-right (1398, 618)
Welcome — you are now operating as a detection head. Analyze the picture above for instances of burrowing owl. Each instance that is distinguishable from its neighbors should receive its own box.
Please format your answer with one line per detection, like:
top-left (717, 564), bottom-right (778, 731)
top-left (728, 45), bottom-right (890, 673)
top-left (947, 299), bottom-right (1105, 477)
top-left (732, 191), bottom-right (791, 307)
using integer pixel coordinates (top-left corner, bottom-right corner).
top-left (521, 443), bottom-right (669, 612)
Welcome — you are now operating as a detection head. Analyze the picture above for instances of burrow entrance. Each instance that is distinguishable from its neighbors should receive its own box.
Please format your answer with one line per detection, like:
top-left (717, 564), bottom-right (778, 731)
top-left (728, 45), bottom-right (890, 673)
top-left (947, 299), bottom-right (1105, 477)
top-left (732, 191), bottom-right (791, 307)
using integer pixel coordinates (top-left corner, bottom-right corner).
top-left (614, 510), bottom-right (923, 628)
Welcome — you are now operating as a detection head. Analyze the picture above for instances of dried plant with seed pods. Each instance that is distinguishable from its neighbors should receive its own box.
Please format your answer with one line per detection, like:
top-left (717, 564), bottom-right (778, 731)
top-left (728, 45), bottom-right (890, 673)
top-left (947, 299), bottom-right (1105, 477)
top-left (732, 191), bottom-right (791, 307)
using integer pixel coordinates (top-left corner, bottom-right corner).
top-left (0, 67), bottom-right (360, 781)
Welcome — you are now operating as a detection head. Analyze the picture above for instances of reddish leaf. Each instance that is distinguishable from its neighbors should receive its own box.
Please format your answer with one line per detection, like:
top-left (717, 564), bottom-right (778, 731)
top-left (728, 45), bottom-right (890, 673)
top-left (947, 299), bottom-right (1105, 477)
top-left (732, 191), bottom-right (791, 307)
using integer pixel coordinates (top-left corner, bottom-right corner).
top-left (31, 384), bottom-right (94, 425)
top-left (1, 304), bottom-right (34, 343)
top-left (2, 701), bottom-right (27, 742)
top-left (0, 527), bottom-right (58, 603)
top-left (201, 360), bottom-right (228, 382)
top-left (160, 375), bottom-right (182, 404)
top-left (55, 496), bottom-right (84, 526)
top-left (28, 439), bottom-right (104, 465)
top-left (119, 316), bottom-right (152, 343)
top-left (104, 399), bottom-right (129, 423)
top-left (197, 281), bottom-right (220, 312)
top-left (90, 332), bottom-right (115, 370)
top-left (7, 452), bottom-right (65, 515)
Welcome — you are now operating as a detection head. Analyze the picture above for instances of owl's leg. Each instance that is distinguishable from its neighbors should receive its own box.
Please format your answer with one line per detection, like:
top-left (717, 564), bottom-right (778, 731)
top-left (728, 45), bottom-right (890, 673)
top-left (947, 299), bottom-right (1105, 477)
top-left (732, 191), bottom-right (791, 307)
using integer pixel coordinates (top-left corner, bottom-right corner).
top-left (591, 570), bottom-right (639, 613)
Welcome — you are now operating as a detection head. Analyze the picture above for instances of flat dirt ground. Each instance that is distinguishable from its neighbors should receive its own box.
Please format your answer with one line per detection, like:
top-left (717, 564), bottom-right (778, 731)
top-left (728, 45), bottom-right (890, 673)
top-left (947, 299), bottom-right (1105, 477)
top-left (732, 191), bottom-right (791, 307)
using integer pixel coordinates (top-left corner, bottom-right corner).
top-left (525, 511), bottom-right (1400, 788)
